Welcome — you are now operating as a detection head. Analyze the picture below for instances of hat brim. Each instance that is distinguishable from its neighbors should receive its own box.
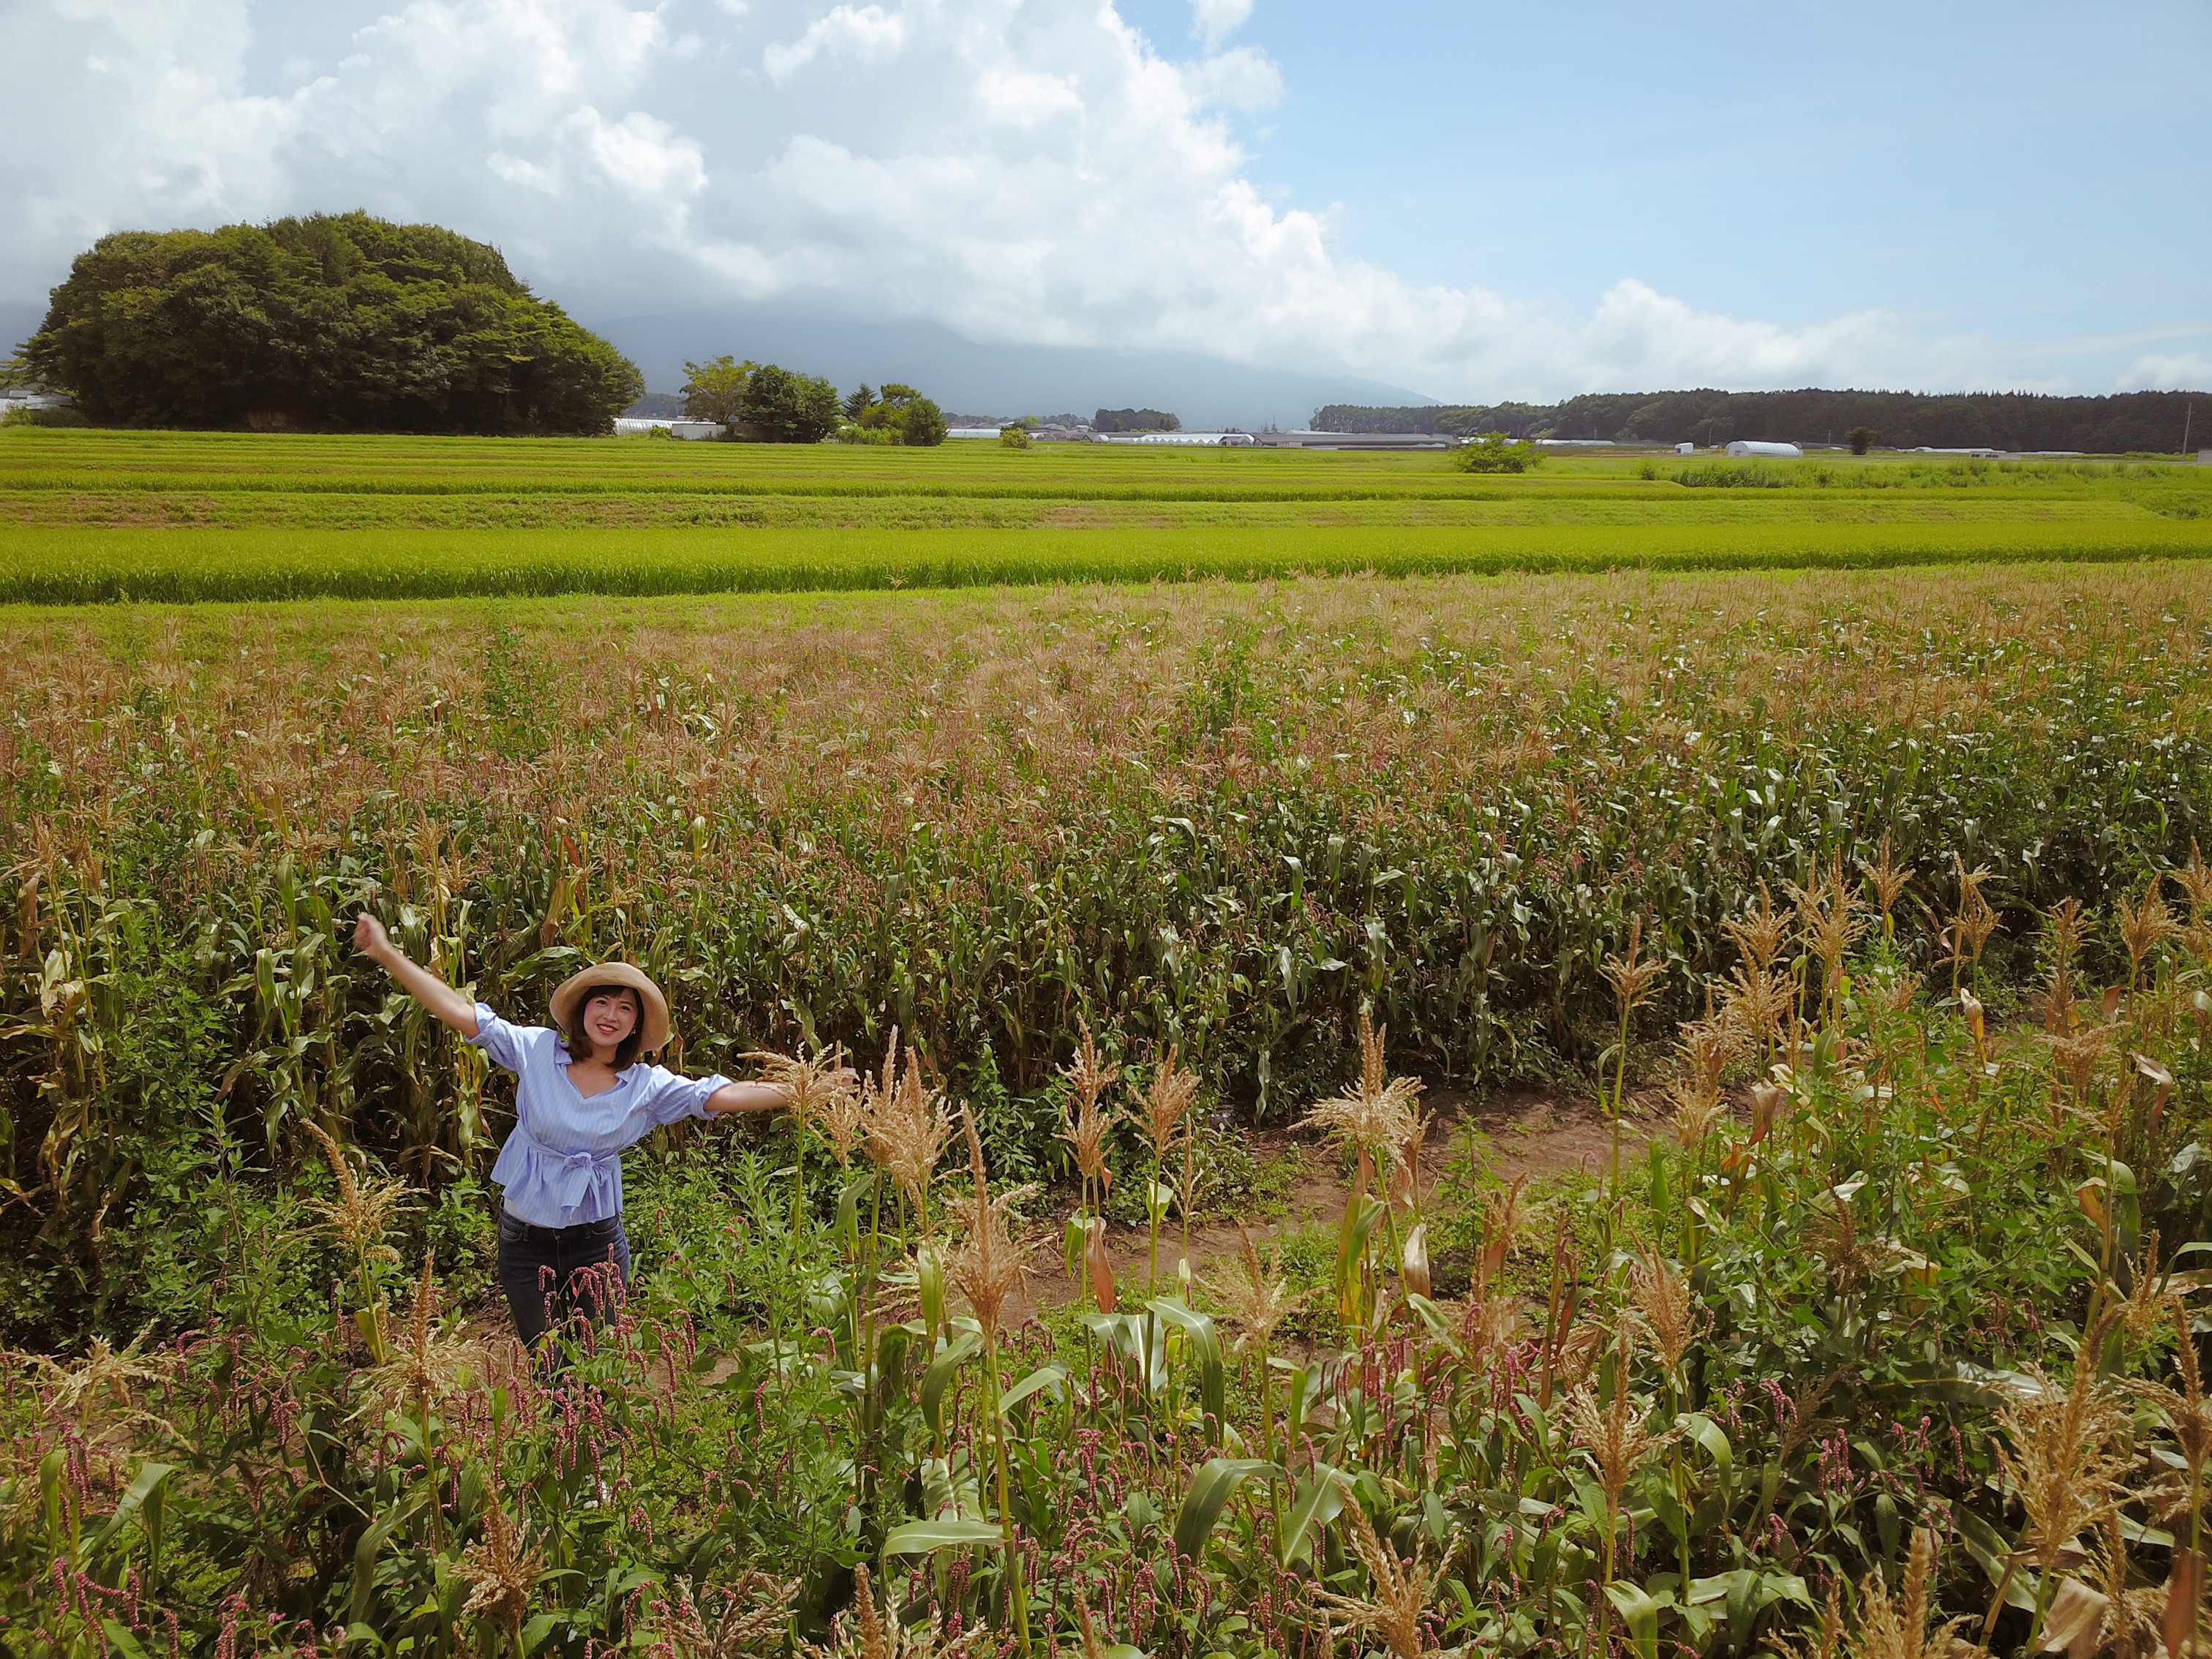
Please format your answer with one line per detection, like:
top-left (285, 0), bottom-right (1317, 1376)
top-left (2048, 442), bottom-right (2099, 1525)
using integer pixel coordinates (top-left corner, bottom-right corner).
top-left (549, 963), bottom-right (671, 1054)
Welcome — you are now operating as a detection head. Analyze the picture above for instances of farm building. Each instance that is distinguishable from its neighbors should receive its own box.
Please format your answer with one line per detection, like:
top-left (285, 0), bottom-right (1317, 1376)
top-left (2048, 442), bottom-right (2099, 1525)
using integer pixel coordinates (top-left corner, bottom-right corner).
top-left (1724, 440), bottom-right (1805, 459)
top-left (612, 417), bottom-right (723, 440)
top-left (1094, 430), bottom-right (1256, 446)
top-left (0, 389), bottom-right (72, 415)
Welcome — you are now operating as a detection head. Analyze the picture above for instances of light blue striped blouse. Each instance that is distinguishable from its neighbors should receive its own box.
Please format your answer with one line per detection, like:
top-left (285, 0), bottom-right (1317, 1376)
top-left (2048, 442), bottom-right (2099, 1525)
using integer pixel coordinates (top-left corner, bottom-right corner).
top-left (469, 1003), bottom-right (732, 1227)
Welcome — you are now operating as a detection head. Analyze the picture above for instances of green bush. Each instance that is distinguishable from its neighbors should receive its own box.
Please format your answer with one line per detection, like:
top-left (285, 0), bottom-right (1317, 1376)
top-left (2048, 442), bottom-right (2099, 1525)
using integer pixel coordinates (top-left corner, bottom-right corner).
top-left (1452, 430), bottom-right (1542, 473)
top-left (0, 405), bottom-right (89, 429)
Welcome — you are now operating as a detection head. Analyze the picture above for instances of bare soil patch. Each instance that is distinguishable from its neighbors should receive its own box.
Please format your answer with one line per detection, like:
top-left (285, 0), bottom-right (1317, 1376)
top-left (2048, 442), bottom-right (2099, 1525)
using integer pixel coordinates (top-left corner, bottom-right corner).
top-left (1000, 1083), bottom-right (1654, 1326)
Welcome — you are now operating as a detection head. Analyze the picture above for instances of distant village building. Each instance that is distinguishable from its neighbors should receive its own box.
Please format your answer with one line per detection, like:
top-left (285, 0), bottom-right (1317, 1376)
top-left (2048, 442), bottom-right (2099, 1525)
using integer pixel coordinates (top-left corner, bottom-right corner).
top-left (1725, 440), bottom-right (1805, 459)
top-left (1676, 442), bottom-right (1696, 454)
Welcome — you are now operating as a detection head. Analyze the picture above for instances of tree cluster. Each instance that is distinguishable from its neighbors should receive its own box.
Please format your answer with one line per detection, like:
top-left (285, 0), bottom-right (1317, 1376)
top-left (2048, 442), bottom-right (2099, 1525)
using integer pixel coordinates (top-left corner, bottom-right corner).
top-left (679, 357), bottom-right (846, 443)
top-left (24, 213), bottom-right (642, 434)
top-left (674, 365), bottom-right (944, 445)
top-left (840, 383), bottom-right (947, 446)
top-left (1092, 407), bottom-right (1180, 433)
top-left (1313, 388), bottom-right (2208, 454)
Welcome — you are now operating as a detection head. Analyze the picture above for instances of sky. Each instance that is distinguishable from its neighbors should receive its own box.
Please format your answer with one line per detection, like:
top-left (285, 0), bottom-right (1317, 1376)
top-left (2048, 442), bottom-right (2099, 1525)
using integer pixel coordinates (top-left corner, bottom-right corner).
top-left (4, 0), bottom-right (2207, 415)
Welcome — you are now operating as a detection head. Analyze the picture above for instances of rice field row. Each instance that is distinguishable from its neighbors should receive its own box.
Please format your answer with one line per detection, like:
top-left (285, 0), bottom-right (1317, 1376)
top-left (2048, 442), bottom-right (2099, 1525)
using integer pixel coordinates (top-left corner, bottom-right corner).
top-left (4, 428), bottom-right (2207, 603)
top-left (4, 427), bottom-right (2208, 503)
top-left (0, 490), bottom-right (2180, 532)
top-left (10, 516), bottom-right (2212, 603)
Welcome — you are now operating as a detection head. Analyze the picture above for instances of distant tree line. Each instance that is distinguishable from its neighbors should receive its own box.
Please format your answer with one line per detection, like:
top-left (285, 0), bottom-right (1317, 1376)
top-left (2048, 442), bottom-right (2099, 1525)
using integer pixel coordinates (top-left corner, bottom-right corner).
top-left (23, 213), bottom-right (641, 434)
top-left (1312, 388), bottom-right (2208, 454)
top-left (1093, 407), bottom-right (1180, 433)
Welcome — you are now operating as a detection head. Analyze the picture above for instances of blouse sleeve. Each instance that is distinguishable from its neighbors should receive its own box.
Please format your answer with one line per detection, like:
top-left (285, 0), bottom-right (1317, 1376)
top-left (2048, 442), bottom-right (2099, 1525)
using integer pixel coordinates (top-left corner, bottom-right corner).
top-left (465, 1003), bottom-right (540, 1076)
top-left (636, 1066), bottom-right (734, 1126)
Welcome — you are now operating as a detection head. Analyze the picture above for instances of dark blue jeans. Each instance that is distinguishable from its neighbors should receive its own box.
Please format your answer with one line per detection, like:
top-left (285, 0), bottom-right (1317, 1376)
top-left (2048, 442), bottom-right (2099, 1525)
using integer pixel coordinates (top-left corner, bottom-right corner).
top-left (497, 1209), bottom-right (631, 1353)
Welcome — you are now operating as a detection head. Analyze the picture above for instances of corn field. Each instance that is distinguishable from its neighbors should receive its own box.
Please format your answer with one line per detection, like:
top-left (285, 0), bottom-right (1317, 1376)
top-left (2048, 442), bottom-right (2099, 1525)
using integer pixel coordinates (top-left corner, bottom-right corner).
top-left (4, 563), bottom-right (2212, 1652)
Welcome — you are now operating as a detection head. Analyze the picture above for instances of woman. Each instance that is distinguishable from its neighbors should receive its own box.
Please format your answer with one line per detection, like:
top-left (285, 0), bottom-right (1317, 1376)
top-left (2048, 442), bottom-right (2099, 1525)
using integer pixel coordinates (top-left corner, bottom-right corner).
top-left (353, 913), bottom-right (803, 1352)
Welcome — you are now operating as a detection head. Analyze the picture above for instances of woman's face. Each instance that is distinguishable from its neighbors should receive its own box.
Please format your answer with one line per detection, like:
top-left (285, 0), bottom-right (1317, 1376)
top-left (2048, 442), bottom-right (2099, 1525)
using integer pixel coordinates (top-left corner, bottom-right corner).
top-left (582, 988), bottom-right (641, 1053)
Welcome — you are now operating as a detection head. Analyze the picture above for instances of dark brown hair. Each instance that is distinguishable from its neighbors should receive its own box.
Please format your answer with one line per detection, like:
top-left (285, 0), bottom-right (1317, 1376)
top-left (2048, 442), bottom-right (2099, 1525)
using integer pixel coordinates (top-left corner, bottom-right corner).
top-left (559, 984), bottom-right (647, 1069)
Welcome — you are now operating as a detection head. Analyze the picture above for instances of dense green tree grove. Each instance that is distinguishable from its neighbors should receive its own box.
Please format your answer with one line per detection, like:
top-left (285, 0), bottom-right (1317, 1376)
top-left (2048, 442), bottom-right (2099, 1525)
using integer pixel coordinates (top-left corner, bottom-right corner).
top-left (24, 212), bottom-right (642, 434)
top-left (1315, 387), bottom-right (2207, 453)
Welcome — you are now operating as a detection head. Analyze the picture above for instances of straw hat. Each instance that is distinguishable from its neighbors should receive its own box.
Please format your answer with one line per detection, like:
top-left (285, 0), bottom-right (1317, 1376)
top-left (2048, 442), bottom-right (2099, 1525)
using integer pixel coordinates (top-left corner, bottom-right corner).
top-left (549, 963), bottom-right (670, 1054)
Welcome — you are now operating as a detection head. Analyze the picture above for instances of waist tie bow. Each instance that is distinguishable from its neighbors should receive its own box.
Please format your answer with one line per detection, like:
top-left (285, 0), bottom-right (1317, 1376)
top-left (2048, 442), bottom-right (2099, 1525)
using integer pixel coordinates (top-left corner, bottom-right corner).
top-left (511, 1121), bottom-right (619, 1214)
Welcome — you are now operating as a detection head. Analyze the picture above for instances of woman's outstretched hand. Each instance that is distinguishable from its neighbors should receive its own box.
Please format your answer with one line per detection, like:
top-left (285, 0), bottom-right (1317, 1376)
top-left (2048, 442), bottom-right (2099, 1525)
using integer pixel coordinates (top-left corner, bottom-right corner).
top-left (350, 911), bottom-right (480, 1037)
top-left (353, 911), bottom-right (394, 960)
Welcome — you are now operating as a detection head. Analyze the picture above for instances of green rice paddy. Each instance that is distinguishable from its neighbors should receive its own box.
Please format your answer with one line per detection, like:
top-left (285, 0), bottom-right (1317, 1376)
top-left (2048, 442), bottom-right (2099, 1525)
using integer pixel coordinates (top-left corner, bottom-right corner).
top-left (3, 426), bottom-right (2207, 601)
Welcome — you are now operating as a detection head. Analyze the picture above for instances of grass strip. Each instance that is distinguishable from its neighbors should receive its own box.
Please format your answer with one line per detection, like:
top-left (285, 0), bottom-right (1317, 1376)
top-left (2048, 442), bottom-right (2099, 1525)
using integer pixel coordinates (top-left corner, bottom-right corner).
top-left (9, 518), bottom-right (2212, 604)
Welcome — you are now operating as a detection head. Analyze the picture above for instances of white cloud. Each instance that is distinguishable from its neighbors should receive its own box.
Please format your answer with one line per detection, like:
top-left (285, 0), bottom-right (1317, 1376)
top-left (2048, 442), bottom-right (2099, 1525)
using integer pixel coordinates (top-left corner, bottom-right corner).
top-left (570, 108), bottom-right (707, 202)
top-left (1189, 0), bottom-right (1253, 51)
top-left (2115, 353), bottom-right (2212, 393)
top-left (1178, 45), bottom-right (1280, 112)
top-left (0, 0), bottom-right (2053, 399)
top-left (762, 5), bottom-right (907, 85)
top-left (976, 67), bottom-right (1082, 126)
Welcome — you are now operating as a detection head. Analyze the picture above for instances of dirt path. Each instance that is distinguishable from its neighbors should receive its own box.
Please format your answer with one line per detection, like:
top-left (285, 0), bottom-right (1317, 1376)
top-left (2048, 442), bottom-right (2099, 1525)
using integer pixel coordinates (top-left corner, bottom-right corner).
top-left (472, 1084), bottom-right (1657, 1364)
top-left (1002, 1084), bottom-right (1654, 1325)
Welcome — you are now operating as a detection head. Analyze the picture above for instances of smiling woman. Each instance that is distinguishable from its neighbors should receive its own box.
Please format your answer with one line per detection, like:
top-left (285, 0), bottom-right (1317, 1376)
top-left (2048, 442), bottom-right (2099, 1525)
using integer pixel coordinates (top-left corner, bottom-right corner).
top-left (349, 913), bottom-right (812, 1354)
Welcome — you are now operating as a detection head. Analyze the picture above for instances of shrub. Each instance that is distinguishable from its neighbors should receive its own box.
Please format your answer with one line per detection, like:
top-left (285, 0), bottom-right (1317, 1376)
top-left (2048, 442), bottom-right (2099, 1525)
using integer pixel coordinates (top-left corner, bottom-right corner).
top-left (998, 425), bottom-right (1033, 449)
top-left (1848, 424), bottom-right (1880, 455)
top-left (1452, 429), bottom-right (1542, 473)
top-left (0, 405), bottom-right (87, 428)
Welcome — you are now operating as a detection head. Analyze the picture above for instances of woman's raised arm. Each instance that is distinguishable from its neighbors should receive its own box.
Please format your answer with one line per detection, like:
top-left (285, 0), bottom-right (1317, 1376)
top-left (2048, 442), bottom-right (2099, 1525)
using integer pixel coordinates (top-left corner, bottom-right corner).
top-left (353, 913), bottom-right (481, 1037)
top-left (698, 1061), bottom-right (859, 1116)
top-left (701, 1080), bottom-right (800, 1116)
